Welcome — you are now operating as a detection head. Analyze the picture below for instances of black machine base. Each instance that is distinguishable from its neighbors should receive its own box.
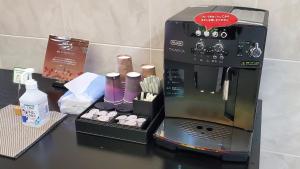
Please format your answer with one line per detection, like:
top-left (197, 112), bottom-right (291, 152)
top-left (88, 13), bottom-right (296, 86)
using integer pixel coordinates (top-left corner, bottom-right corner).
top-left (52, 80), bottom-right (68, 91)
top-left (154, 138), bottom-right (249, 162)
top-left (154, 100), bottom-right (262, 162)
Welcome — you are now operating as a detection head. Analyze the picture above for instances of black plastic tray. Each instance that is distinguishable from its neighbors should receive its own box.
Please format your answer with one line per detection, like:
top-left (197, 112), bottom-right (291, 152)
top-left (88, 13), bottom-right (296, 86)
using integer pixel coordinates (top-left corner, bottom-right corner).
top-left (75, 104), bottom-right (164, 144)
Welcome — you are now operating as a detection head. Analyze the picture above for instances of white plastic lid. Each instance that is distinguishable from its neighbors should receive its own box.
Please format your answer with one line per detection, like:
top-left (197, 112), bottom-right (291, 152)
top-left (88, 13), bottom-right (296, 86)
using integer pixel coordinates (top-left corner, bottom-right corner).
top-left (106, 72), bottom-right (120, 77)
top-left (25, 79), bottom-right (38, 90)
top-left (117, 55), bottom-right (131, 59)
top-left (126, 72), bottom-right (141, 78)
top-left (141, 64), bottom-right (155, 69)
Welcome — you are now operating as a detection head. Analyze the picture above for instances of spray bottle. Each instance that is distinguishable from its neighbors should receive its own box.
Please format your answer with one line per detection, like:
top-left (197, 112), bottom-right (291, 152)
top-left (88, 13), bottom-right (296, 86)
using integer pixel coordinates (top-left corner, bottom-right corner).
top-left (19, 68), bottom-right (50, 127)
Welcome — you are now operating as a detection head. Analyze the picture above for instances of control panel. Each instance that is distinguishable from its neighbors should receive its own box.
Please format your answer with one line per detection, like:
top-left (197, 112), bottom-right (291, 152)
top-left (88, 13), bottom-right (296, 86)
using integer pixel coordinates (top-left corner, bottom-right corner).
top-left (191, 38), bottom-right (263, 65)
top-left (165, 21), bottom-right (267, 68)
top-left (191, 39), bottom-right (228, 65)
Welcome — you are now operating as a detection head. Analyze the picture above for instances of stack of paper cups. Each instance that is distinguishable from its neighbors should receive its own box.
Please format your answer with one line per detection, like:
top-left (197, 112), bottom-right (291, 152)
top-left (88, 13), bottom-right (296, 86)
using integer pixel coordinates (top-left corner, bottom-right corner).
top-left (117, 55), bottom-right (133, 83)
top-left (141, 64), bottom-right (156, 79)
top-left (104, 72), bottom-right (124, 105)
top-left (123, 72), bottom-right (141, 103)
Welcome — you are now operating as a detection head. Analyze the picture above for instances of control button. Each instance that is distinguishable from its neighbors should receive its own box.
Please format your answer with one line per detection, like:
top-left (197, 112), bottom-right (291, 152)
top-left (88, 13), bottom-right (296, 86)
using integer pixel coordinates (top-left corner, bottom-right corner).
top-left (249, 43), bottom-right (262, 58)
top-left (204, 31), bottom-right (210, 37)
top-left (219, 55), bottom-right (224, 60)
top-left (195, 29), bottom-right (201, 36)
top-left (237, 47), bottom-right (243, 57)
top-left (205, 47), bottom-right (213, 54)
top-left (191, 48), bottom-right (195, 53)
top-left (223, 50), bottom-right (229, 56)
top-left (195, 41), bottom-right (205, 51)
top-left (213, 42), bottom-right (224, 53)
top-left (205, 51), bottom-right (213, 55)
top-left (213, 55), bottom-right (217, 59)
top-left (220, 32), bottom-right (227, 38)
top-left (212, 31), bottom-right (218, 37)
top-left (238, 44), bottom-right (244, 48)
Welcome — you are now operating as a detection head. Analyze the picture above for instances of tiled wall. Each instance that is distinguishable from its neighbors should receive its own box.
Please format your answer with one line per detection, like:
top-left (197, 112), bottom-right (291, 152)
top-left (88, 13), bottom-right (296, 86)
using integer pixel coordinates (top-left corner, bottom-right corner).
top-left (0, 0), bottom-right (300, 168)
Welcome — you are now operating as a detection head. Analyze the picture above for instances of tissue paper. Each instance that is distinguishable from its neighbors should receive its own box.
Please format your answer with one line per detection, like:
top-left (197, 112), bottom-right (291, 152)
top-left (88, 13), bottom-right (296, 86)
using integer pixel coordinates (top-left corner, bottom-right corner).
top-left (58, 72), bottom-right (105, 114)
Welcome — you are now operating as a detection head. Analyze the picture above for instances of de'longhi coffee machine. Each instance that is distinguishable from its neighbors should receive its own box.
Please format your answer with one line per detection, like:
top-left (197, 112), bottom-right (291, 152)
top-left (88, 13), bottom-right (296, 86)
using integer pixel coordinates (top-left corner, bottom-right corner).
top-left (154, 6), bottom-right (268, 162)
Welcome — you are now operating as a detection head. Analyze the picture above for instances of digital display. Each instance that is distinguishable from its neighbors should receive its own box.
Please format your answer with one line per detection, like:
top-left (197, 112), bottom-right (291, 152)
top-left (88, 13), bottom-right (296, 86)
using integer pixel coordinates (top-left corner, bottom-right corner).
top-left (165, 69), bottom-right (185, 97)
top-left (241, 61), bottom-right (260, 66)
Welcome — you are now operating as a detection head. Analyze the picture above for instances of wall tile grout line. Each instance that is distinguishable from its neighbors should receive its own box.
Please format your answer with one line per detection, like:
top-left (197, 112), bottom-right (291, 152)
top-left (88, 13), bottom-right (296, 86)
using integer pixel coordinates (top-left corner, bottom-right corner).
top-left (264, 58), bottom-right (300, 63)
top-left (255, 0), bottom-right (259, 8)
top-left (89, 42), bottom-right (150, 50)
top-left (151, 48), bottom-right (163, 51)
top-left (0, 34), bottom-right (151, 50)
top-left (1, 33), bottom-right (300, 63)
top-left (149, 0), bottom-right (152, 64)
top-left (58, 0), bottom-right (67, 35)
top-left (0, 34), bottom-right (47, 41)
top-left (261, 148), bottom-right (300, 158)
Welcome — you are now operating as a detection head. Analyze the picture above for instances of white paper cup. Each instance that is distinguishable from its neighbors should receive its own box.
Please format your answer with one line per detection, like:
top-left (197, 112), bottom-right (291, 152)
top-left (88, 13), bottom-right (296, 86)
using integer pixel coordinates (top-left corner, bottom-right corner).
top-left (89, 109), bottom-right (100, 115)
top-left (118, 119), bottom-right (127, 125)
top-left (98, 110), bottom-right (108, 116)
top-left (108, 111), bottom-right (118, 117)
top-left (97, 116), bottom-right (110, 122)
top-left (124, 120), bottom-right (137, 126)
top-left (137, 118), bottom-right (146, 123)
top-left (127, 115), bottom-right (137, 120)
top-left (81, 113), bottom-right (93, 119)
top-left (116, 115), bottom-right (127, 121)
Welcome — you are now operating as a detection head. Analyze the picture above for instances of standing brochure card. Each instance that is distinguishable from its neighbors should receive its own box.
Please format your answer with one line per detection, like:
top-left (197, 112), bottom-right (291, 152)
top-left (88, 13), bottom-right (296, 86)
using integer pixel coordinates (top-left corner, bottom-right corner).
top-left (43, 35), bottom-right (89, 82)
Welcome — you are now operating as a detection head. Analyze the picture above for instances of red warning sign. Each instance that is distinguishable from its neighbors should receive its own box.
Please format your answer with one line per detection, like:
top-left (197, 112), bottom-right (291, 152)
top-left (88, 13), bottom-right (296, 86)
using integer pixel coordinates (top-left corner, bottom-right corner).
top-left (194, 12), bottom-right (238, 31)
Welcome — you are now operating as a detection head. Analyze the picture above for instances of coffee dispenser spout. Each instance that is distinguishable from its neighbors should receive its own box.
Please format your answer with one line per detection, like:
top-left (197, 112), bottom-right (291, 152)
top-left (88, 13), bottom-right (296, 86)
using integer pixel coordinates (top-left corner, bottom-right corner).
top-left (223, 67), bottom-right (231, 101)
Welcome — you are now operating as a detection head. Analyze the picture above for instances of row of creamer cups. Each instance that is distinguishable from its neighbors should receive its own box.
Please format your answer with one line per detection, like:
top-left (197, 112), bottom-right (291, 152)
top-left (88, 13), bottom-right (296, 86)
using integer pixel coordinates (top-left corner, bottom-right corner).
top-left (81, 108), bottom-right (146, 128)
top-left (81, 109), bottom-right (117, 121)
top-left (115, 115), bottom-right (146, 127)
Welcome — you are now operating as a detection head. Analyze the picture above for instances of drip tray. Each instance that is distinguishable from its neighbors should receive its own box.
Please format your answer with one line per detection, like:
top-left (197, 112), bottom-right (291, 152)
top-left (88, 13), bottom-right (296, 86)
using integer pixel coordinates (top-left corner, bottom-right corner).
top-left (176, 120), bottom-right (232, 150)
top-left (154, 118), bottom-right (252, 161)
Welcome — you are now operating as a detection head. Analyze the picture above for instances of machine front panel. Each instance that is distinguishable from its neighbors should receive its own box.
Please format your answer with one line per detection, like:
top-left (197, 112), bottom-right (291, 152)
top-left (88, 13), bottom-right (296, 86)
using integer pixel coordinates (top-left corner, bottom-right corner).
top-left (164, 18), bottom-right (266, 131)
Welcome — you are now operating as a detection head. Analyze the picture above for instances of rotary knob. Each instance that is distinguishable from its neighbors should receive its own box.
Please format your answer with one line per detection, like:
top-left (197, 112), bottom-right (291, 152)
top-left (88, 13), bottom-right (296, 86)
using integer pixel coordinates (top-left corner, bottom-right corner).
top-left (220, 32), bottom-right (227, 38)
top-left (204, 31), bottom-right (210, 37)
top-left (195, 41), bottom-right (205, 51)
top-left (213, 42), bottom-right (224, 53)
top-left (195, 29), bottom-right (201, 36)
top-left (249, 43), bottom-right (262, 58)
top-left (212, 31), bottom-right (218, 37)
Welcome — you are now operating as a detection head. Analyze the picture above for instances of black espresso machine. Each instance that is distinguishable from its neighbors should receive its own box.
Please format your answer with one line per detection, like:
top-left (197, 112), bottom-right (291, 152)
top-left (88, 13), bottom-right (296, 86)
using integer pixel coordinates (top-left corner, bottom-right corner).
top-left (154, 6), bottom-right (268, 162)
